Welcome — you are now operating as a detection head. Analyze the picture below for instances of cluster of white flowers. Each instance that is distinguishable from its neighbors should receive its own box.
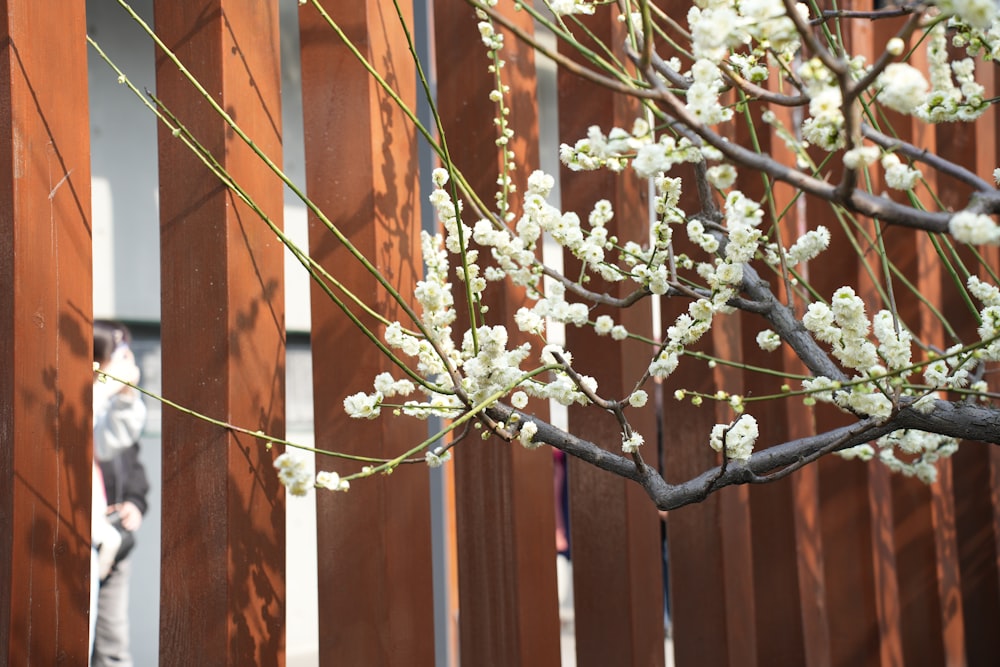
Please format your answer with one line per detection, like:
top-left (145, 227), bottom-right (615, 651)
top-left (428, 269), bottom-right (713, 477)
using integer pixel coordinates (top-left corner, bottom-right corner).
top-left (344, 391), bottom-right (383, 420)
top-left (881, 154), bottom-right (922, 191)
top-left (935, 0), bottom-right (999, 31)
top-left (804, 288), bottom-right (877, 371)
top-left (872, 311), bottom-right (913, 372)
top-left (762, 225), bottom-right (832, 268)
top-left (709, 414), bottom-right (759, 461)
top-left (785, 226), bottom-right (832, 265)
top-left (345, 371), bottom-right (419, 421)
top-left (687, 4), bottom-right (741, 62)
top-left (316, 470), bottom-right (350, 492)
top-left (950, 210), bottom-right (1000, 245)
top-left (800, 289), bottom-right (918, 419)
top-left (424, 448), bottom-right (452, 468)
top-left (838, 429), bottom-right (959, 484)
top-left (740, 0), bottom-right (805, 53)
top-left (916, 25), bottom-right (989, 123)
top-left (801, 68), bottom-right (845, 152)
top-left (875, 430), bottom-right (960, 484)
top-left (559, 120), bottom-right (649, 172)
top-left (548, 0), bottom-right (596, 17)
top-left (518, 420), bottom-right (540, 449)
top-left (686, 0), bottom-right (804, 63)
top-left (477, 20), bottom-right (503, 51)
top-left (876, 64), bottom-right (929, 115)
top-left (843, 145), bottom-right (880, 170)
top-left (683, 190), bottom-right (765, 314)
top-left (969, 275), bottom-right (1000, 360)
top-left (274, 452), bottom-right (313, 497)
top-left (622, 431), bottom-right (644, 454)
top-left (632, 135), bottom-right (704, 178)
top-left (685, 60), bottom-right (733, 126)
top-left (459, 325), bottom-right (532, 405)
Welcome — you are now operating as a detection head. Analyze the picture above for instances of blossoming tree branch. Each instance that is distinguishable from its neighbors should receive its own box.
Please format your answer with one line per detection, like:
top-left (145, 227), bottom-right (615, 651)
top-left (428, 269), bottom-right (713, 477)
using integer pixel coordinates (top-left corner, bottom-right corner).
top-left (102, 0), bottom-right (1000, 510)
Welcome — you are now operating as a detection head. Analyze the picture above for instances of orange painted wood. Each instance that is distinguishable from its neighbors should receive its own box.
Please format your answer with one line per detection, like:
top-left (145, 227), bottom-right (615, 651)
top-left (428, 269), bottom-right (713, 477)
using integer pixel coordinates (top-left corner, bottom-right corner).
top-left (804, 99), bottom-right (900, 667)
top-left (298, 3), bottom-right (436, 664)
top-left (762, 94), bottom-right (834, 667)
top-left (660, 292), bottom-right (751, 667)
top-left (154, 1), bottom-right (286, 663)
top-left (432, 2), bottom-right (562, 664)
top-left (556, 11), bottom-right (666, 666)
top-left (0, 2), bottom-right (94, 663)
top-left (728, 103), bottom-right (818, 667)
top-left (934, 55), bottom-right (1000, 666)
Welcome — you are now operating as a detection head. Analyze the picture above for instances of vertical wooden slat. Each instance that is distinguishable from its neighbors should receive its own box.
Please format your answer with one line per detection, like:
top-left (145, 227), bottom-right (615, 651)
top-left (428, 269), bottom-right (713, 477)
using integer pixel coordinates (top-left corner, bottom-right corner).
top-left (711, 314), bottom-right (759, 667)
top-left (800, 10), bottom-right (898, 667)
top-left (0, 2), bottom-right (94, 663)
top-left (432, 2), bottom-right (562, 664)
top-left (661, 297), bottom-right (752, 667)
top-left (299, 2), bottom-right (436, 664)
top-left (154, 1), bottom-right (286, 664)
top-left (934, 49), bottom-right (1000, 666)
top-left (862, 16), bottom-right (964, 667)
top-left (758, 92), bottom-right (833, 667)
top-left (557, 10), bottom-right (665, 667)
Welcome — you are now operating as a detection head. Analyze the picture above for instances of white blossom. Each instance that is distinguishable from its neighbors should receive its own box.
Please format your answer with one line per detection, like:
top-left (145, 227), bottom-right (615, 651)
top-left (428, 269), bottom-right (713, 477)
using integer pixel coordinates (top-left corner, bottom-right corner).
top-left (786, 227), bottom-right (831, 264)
top-left (511, 391), bottom-right (529, 409)
top-left (628, 390), bottom-right (649, 408)
top-left (881, 154), bottom-right (922, 191)
top-left (549, 0), bottom-right (596, 17)
top-left (843, 145), bottom-right (880, 170)
top-left (519, 420), bottom-right (541, 449)
top-left (275, 452), bottom-right (312, 497)
top-left (877, 64), bottom-right (929, 114)
top-left (709, 414), bottom-right (759, 461)
top-left (315, 470), bottom-right (350, 492)
top-left (950, 210), bottom-right (1000, 244)
top-left (594, 315), bottom-right (615, 335)
top-left (424, 449), bottom-right (452, 468)
top-left (706, 164), bottom-right (737, 189)
top-left (756, 329), bottom-right (782, 352)
top-left (622, 431), bottom-right (644, 453)
top-left (344, 391), bottom-right (382, 420)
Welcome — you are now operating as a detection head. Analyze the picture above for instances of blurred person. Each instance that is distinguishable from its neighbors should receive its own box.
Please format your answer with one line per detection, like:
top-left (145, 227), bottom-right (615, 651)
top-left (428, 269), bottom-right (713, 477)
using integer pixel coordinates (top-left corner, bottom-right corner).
top-left (91, 321), bottom-right (148, 667)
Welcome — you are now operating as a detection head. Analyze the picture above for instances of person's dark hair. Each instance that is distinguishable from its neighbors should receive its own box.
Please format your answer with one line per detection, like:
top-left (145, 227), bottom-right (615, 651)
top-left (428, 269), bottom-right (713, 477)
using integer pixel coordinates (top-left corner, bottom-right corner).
top-left (94, 320), bottom-right (132, 365)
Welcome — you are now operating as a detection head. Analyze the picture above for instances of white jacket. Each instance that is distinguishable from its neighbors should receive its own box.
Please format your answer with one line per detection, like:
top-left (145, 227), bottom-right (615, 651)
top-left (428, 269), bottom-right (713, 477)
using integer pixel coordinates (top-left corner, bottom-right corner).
top-left (93, 380), bottom-right (147, 461)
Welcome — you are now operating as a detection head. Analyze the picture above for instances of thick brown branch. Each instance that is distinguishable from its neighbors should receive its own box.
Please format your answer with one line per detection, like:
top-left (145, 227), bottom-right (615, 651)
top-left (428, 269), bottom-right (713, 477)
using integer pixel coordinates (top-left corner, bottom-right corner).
top-left (491, 395), bottom-right (1000, 512)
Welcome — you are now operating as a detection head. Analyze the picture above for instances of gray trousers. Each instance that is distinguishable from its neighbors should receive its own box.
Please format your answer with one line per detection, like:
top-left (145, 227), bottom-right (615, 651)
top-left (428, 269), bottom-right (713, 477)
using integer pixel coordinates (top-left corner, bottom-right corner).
top-left (92, 557), bottom-right (133, 667)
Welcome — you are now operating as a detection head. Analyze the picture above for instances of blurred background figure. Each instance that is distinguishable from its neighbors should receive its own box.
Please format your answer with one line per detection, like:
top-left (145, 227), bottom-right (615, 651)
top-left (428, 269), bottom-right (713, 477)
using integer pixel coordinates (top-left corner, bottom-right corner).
top-left (92, 320), bottom-right (148, 667)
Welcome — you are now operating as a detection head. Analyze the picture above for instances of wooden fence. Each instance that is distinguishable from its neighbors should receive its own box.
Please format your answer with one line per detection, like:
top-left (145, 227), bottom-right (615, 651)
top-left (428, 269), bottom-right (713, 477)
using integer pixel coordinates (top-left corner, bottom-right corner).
top-left (3, 1), bottom-right (1000, 665)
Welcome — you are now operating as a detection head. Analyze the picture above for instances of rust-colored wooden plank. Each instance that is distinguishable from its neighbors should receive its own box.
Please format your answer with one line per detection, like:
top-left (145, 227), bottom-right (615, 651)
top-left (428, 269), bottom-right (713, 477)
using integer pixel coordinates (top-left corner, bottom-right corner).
top-left (711, 309), bottom-right (759, 667)
top-left (935, 53), bottom-right (1000, 666)
top-left (660, 300), bottom-right (748, 667)
top-left (555, 9), bottom-right (666, 667)
top-left (761, 97), bottom-right (832, 667)
top-left (0, 2), bottom-right (94, 663)
top-left (154, 1), bottom-right (286, 664)
top-left (952, 443), bottom-right (1000, 665)
top-left (806, 153), bottom-right (901, 667)
top-left (861, 16), bottom-right (965, 666)
top-left (298, 3), bottom-right (436, 664)
top-left (799, 12), bottom-right (900, 667)
top-left (807, 122), bottom-right (896, 667)
top-left (431, 2), bottom-right (562, 664)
